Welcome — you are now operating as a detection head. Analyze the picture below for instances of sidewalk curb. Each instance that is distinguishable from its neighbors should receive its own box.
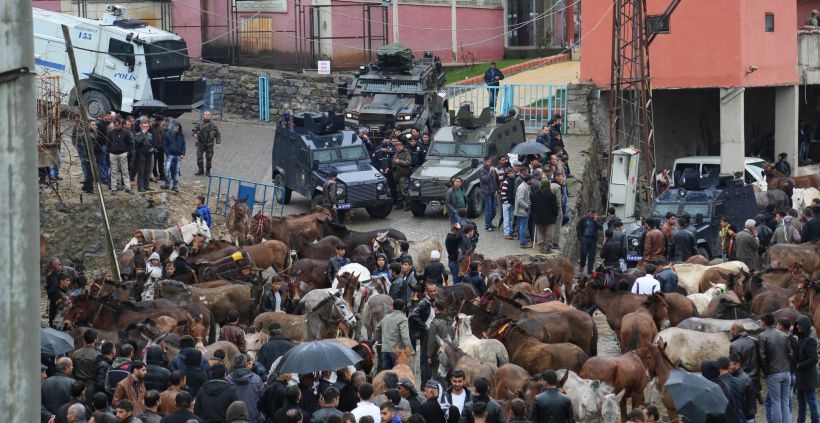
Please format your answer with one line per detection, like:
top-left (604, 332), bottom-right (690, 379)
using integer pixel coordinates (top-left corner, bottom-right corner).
top-left (451, 53), bottom-right (571, 86)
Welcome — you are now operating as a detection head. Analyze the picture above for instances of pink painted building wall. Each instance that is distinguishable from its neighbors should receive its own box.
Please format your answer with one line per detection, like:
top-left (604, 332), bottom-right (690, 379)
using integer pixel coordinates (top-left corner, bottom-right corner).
top-left (580, 0), bottom-right (798, 88)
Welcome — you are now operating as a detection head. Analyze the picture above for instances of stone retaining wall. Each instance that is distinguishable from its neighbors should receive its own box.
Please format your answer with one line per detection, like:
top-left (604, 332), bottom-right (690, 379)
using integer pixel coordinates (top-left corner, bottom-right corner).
top-left (186, 63), bottom-right (343, 120)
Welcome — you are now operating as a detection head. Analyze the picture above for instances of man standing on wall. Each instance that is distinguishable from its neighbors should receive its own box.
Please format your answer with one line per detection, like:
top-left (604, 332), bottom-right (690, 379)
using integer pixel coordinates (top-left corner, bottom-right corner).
top-left (483, 62), bottom-right (504, 111)
top-left (192, 111), bottom-right (221, 177)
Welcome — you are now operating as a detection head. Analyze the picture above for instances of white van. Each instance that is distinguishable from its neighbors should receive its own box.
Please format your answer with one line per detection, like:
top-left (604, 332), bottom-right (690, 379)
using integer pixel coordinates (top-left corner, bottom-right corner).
top-left (671, 156), bottom-right (768, 187)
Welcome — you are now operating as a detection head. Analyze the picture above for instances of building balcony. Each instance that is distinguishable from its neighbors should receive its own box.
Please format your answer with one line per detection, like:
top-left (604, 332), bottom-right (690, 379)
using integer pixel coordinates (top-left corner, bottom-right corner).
top-left (799, 30), bottom-right (820, 84)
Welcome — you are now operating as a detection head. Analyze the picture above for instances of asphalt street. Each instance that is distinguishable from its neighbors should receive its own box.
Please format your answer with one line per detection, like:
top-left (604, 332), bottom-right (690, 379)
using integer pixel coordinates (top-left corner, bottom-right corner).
top-left (176, 113), bottom-right (590, 260)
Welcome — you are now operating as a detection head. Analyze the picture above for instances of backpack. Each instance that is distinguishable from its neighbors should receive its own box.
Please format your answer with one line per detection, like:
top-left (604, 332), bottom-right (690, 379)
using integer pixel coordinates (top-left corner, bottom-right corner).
top-left (104, 362), bottom-right (132, 396)
top-left (757, 224), bottom-right (773, 251)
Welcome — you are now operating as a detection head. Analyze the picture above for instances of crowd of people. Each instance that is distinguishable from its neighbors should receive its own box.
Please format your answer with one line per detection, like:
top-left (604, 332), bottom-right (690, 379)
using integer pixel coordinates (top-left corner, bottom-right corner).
top-left (48, 110), bottom-right (221, 194)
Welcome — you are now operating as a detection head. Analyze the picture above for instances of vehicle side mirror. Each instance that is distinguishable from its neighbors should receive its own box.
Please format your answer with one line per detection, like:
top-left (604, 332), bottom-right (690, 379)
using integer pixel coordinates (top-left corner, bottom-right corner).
top-left (312, 160), bottom-right (320, 170)
top-left (337, 81), bottom-right (348, 97)
top-left (471, 158), bottom-right (480, 169)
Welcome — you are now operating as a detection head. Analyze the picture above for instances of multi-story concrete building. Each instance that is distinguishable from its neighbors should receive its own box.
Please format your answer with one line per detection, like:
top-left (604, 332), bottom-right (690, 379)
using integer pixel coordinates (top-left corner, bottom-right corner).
top-left (580, 0), bottom-right (820, 173)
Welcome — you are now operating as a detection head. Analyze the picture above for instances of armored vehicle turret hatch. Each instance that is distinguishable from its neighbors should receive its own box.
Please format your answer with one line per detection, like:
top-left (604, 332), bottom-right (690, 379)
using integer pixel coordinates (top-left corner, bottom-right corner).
top-left (407, 107), bottom-right (525, 218)
top-left (271, 112), bottom-right (393, 218)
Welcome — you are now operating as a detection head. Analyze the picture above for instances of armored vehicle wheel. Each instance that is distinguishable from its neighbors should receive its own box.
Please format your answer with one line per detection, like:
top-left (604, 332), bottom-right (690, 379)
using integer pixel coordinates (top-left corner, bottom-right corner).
top-left (273, 174), bottom-right (292, 204)
top-left (466, 188), bottom-right (483, 218)
top-left (366, 203), bottom-right (393, 218)
top-left (83, 90), bottom-right (112, 120)
top-left (410, 200), bottom-right (426, 217)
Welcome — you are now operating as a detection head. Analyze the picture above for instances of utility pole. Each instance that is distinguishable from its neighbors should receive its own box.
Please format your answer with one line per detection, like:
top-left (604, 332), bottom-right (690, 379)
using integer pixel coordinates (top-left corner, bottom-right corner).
top-left (0, 1), bottom-right (41, 422)
top-left (61, 25), bottom-right (122, 281)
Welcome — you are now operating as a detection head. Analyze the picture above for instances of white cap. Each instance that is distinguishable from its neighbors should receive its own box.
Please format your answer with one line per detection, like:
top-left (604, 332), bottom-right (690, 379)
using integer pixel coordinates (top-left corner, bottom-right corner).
top-left (430, 250), bottom-right (440, 260)
top-left (149, 252), bottom-right (161, 261)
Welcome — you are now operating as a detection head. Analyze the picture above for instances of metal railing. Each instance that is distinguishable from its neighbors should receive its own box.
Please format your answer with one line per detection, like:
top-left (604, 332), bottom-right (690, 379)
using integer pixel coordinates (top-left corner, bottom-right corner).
top-left (206, 175), bottom-right (286, 217)
top-left (445, 82), bottom-right (568, 132)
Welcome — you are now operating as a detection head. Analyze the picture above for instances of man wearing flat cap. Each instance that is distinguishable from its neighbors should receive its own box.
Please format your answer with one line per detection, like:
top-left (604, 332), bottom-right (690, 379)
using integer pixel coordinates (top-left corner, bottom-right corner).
top-left (418, 381), bottom-right (448, 423)
top-left (256, 323), bottom-right (295, 372)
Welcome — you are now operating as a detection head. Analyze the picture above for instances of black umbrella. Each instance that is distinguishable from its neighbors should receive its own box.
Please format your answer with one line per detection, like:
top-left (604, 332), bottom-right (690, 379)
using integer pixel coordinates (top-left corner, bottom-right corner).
top-left (509, 141), bottom-right (550, 156)
top-left (273, 340), bottom-right (363, 374)
top-left (665, 370), bottom-right (728, 422)
top-left (41, 327), bottom-right (75, 356)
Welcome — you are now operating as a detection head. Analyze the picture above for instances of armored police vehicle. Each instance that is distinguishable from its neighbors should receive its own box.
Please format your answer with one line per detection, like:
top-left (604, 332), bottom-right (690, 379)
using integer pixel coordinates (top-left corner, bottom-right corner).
top-left (407, 106), bottom-right (525, 218)
top-left (33, 5), bottom-right (204, 118)
top-left (340, 43), bottom-right (447, 140)
top-left (271, 112), bottom-right (393, 218)
top-left (625, 173), bottom-right (758, 263)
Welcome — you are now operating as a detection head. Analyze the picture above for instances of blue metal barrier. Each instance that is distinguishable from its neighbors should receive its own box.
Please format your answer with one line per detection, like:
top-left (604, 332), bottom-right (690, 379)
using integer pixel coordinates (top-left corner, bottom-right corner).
top-left (259, 76), bottom-right (270, 122)
top-left (446, 83), bottom-right (568, 132)
top-left (206, 175), bottom-right (286, 217)
top-left (201, 84), bottom-right (224, 119)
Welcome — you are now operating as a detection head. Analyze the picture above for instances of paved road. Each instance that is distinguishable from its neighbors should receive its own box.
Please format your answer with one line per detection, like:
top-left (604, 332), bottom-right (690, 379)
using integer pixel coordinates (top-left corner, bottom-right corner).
top-left (175, 70), bottom-right (590, 260)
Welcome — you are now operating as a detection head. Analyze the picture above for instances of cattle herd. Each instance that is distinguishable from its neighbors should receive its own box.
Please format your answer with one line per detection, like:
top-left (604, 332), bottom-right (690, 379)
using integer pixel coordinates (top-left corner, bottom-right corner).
top-left (43, 199), bottom-right (820, 423)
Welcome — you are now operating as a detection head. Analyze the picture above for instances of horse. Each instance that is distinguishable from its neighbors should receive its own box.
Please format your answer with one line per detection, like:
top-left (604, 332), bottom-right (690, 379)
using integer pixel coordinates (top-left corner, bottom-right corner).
top-left (290, 258), bottom-right (332, 290)
top-left (766, 242), bottom-right (820, 280)
top-left (697, 266), bottom-right (748, 297)
top-left (668, 261), bottom-right (749, 295)
top-left (557, 369), bottom-right (623, 423)
top-left (744, 270), bottom-right (797, 316)
top-left (329, 337), bottom-right (376, 376)
top-left (579, 348), bottom-right (649, 421)
top-left (436, 337), bottom-right (497, 387)
top-left (289, 233), bottom-right (343, 260)
top-left (687, 283), bottom-right (727, 315)
top-left (498, 323), bottom-right (587, 374)
top-left (766, 164), bottom-right (820, 190)
top-left (249, 211), bottom-right (272, 245)
top-left (123, 218), bottom-right (212, 251)
top-left (321, 220), bottom-right (407, 251)
top-left (201, 341), bottom-right (241, 369)
top-left (374, 235), bottom-right (444, 274)
top-left (251, 294), bottom-right (352, 341)
top-left (522, 256), bottom-right (576, 303)
top-left (372, 348), bottom-right (415, 395)
top-left (481, 296), bottom-right (598, 357)
top-left (438, 284), bottom-right (478, 312)
top-left (292, 289), bottom-right (358, 329)
top-left (762, 165), bottom-right (797, 199)
top-left (618, 294), bottom-right (668, 352)
top-left (62, 288), bottom-right (196, 335)
top-left (226, 197), bottom-right (251, 246)
top-left (653, 327), bottom-right (730, 371)
top-left (755, 189), bottom-right (791, 211)
top-left (676, 317), bottom-right (760, 334)
top-left (262, 207), bottom-right (332, 244)
top-left (360, 294), bottom-right (393, 342)
top-left (571, 278), bottom-right (695, 333)
top-left (453, 314), bottom-right (510, 367)
top-left (633, 339), bottom-right (680, 422)
top-left (789, 281), bottom-right (820, 334)
top-left (154, 279), bottom-right (254, 325)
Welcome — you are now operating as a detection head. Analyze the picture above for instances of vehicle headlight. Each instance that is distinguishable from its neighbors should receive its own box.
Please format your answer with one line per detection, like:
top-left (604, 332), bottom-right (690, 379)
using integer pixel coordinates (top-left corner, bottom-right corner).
top-left (397, 114), bottom-right (412, 121)
top-left (376, 183), bottom-right (384, 191)
top-left (345, 112), bottom-right (359, 119)
top-left (630, 238), bottom-right (639, 248)
top-left (413, 179), bottom-right (421, 188)
top-left (336, 186), bottom-right (345, 196)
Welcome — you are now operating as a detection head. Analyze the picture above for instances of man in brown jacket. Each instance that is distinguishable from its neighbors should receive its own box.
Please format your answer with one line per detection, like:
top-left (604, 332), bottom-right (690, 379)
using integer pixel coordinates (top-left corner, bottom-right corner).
top-left (642, 218), bottom-right (667, 266)
top-left (219, 309), bottom-right (247, 354)
top-left (112, 360), bottom-right (147, 415)
top-left (157, 370), bottom-right (186, 415)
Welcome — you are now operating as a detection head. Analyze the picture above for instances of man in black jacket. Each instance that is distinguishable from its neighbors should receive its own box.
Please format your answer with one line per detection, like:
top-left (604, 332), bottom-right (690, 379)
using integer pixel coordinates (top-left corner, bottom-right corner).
top-left (410, 283), bottom-right (437, 382)
top-left (418, 381), bottom-right (447, 423)
top-left (669, 214), bottom-right (697, 262)
top-left (531, 370), bottom-right (574, 423)
top-left (144, 346), bottom-right (170, 393)
top-left (256, 324), bottom-right (295, 372)
top-left (310, 387), bottom-right (343, 423)
top-left (459, 377), bottom-right (502, 423)
top-left (600, 229), bottom-right (626, 269)
top-left (576, 209), bottom-right (602, 274)
top-left (159, 391), bottom-right (203, 423)
top-left (729, 323), bottom-right (760, 398)
top-left (193, 364), bottom-right (239, 422)
top-left (792, 315), bottom-right (819, 423)
top-left (803, 205), bottom-right (820, 243)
